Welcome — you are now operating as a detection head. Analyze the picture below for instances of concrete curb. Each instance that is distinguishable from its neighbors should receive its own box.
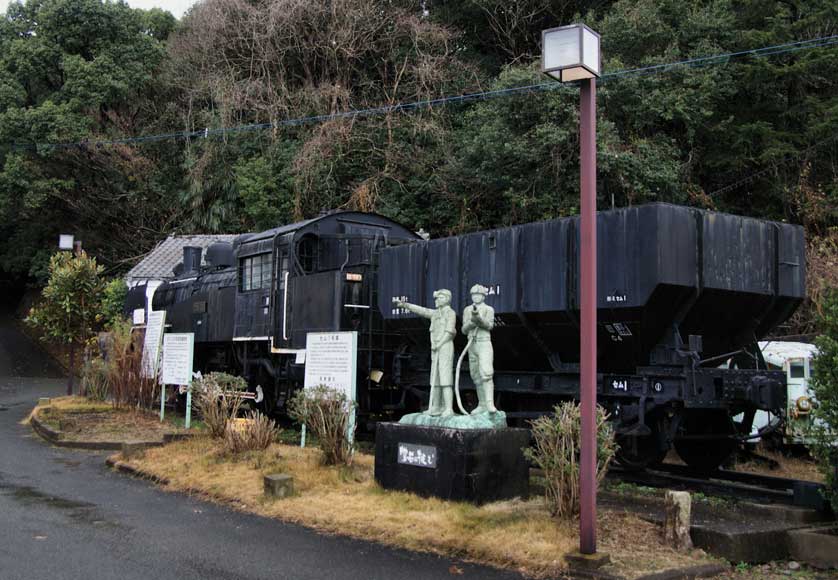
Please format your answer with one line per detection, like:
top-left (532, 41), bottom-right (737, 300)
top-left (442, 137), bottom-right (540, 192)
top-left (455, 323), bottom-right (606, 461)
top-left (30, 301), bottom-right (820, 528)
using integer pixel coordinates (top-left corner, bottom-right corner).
top-left (105, 457), bottom-right (171, 485)
top-left (635, 563), bottom-right (729, 580)
top-left (29, 405), bottom-right (177, 451)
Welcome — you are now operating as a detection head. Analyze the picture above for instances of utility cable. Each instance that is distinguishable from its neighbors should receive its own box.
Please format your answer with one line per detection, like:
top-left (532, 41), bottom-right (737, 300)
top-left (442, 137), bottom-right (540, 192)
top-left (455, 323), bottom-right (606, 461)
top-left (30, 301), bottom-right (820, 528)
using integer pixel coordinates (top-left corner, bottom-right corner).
top-left (707, 132), bottom-right (838, 198)
top-left (5, 34), bottom-right (838, 151)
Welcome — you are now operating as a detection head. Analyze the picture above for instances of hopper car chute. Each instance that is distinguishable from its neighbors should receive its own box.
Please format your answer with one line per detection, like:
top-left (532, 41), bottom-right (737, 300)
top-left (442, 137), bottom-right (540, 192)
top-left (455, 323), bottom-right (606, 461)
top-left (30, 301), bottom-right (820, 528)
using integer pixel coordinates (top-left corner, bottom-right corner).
top-left (137, 203), bottom-right (805, 472)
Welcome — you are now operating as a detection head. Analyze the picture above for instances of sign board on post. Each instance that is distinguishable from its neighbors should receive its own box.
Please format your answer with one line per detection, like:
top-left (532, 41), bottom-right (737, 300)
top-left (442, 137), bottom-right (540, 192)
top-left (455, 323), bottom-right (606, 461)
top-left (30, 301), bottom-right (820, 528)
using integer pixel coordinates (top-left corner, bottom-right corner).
top-left (303, 331), bottom-right (358, 446)
top-left (141, 310), bottom-right (166, 379)
top-left (161, 333), bottom-right (195, 428)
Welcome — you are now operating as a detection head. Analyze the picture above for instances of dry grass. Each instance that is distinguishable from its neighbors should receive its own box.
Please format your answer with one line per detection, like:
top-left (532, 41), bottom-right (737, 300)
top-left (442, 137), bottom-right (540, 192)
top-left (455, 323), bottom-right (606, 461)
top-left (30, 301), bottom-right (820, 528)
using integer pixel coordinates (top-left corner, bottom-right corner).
top-left (730, 445), bottom-right (825, 483)
top-left (599, 511), bottom-right (719, 579)
top-left (125, 438), bottom-right (720, 578)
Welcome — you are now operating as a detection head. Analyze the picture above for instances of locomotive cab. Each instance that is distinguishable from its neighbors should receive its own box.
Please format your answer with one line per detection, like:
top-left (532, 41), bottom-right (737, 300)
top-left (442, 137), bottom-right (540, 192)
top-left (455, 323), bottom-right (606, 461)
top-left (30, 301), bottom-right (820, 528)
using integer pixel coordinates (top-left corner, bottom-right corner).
top-left (229, 212), bottom-right (419, 415)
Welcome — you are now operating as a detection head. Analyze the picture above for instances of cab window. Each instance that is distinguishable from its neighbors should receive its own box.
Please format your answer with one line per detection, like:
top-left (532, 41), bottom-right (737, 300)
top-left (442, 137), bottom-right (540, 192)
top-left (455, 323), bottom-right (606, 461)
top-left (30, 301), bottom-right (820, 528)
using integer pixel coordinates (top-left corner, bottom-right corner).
top-left (239, 253), bottom-right (272, 292)
top-left (789, 361), bottom-right (805, 379)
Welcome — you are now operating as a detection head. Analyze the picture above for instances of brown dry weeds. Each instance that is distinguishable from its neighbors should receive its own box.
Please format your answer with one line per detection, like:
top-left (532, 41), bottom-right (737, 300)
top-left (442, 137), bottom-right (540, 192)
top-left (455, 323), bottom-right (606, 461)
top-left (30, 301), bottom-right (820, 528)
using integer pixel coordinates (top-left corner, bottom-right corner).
top-left (125, 438), bottom-right (720, 579)
top-left (730, 445), bottom-right (824, 483)
top-left (33, 396), bottom-right (185, 442)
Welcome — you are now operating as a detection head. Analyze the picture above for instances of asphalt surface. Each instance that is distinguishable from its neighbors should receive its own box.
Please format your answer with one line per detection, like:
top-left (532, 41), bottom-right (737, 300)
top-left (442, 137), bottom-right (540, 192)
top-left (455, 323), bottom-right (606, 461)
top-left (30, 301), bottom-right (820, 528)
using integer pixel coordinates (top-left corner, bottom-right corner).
top-left (0, 318), bottom-right (526, 580)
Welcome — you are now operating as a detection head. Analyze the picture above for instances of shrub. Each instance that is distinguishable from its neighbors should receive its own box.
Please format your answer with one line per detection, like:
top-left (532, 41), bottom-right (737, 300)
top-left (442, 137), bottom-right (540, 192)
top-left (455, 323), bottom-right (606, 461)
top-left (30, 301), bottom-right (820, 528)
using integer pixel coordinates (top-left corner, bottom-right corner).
top-left (101, 279), bottom-right (128, 329)
top-left (107, 319), bottom-right (158, 410)
top-left (25, 251), bottom-right (105, 395)
top-left (524, 401), bottom-right (617, 519)
top-left (809, 288), bottom-right (838, 511)
top-left (192, 372), bottom-right (248, 438)
top-left (222, 410), bottom-right (280, 454)
top-left (81, 356), bottom-right (110, 401)
top-left (288, 385), bottom-right (356, 466)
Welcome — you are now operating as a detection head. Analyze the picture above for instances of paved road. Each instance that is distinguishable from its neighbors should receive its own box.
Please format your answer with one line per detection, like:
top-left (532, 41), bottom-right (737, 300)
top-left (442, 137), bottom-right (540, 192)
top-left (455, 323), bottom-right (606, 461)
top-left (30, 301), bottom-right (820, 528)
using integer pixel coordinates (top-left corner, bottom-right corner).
top-left (0, 320), bottom-right (526, 580)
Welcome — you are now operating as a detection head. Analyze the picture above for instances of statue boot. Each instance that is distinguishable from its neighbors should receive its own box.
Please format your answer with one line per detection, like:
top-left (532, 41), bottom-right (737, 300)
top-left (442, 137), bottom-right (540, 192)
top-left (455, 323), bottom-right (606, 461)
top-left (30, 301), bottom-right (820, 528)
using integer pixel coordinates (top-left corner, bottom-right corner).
top-left (482, 378), bottom-right (498, 414)
top-left (424, 385), bottom-right (442, 416)
top-left (470, 379), bottom-right (488, 415)
top-left (439, 386), bottom-right (455, 417)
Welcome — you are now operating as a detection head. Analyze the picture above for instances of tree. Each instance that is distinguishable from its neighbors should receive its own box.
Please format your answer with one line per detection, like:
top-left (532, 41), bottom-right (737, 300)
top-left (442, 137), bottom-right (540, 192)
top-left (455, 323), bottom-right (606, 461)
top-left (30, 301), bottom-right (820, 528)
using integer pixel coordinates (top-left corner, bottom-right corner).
top-left (809, 288), bottom-right (838, 511)
top-left (0, 0), bottom-right (181, 281)
top-left (26, 251), bottom-right (105, 395)
top-left (166, 0), bottom-right (477, 231)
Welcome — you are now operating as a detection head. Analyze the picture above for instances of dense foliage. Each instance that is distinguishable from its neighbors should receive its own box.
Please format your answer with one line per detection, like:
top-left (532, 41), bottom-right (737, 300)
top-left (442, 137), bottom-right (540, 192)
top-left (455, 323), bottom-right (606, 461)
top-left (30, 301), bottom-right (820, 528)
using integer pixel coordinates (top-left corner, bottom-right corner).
top-left (2, 0), bottom-right (836, 330)
top-left (809, 289), bottom-right (838, 511)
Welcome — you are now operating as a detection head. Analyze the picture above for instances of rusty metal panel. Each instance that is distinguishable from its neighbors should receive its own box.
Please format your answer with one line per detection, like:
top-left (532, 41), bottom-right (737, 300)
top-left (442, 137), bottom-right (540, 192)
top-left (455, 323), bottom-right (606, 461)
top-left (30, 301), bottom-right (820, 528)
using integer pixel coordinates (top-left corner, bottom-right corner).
top-left (519, 218), bottom-right (571, 313)
top-left (425, 237), bottom-right (463, 313)
top-left (460, 227), bottom-right (517, 314)
top-left (378, 242), bottom-right (426, 318)
top-left (702, 213), bottom-right (775, 295)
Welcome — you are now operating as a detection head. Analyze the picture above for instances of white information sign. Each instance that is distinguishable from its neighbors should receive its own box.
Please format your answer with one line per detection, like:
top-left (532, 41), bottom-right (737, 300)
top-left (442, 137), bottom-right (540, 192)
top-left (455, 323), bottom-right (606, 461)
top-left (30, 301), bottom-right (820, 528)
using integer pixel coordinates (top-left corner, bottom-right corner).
top-left (303, 332), bottom-right (358, 445)
top-left (304, 332), bottom-right (358, 397)
top-left (161, 333), bottom-right (195, 386)
top-left (141, 310), bottom-right (166, 378)
top-left (132, 308), bottom-right (145, 325)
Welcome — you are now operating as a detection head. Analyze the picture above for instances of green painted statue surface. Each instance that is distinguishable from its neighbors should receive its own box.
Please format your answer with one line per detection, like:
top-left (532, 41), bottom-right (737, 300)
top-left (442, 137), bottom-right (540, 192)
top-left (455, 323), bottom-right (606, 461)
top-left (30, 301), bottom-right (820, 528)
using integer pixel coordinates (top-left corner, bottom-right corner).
top-left (462, 284), bottom-right (498, 415)
top-left (396, 284), bottom-right (507, 430)
top-left (394, 289), bottom-right (456, 416)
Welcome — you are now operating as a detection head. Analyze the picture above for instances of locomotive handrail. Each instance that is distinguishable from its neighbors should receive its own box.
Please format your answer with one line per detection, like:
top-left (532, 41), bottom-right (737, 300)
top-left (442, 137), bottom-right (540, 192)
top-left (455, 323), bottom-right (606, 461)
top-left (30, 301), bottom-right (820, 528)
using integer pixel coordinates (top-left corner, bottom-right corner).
top-left (282, 271), bottom-right (290, 340)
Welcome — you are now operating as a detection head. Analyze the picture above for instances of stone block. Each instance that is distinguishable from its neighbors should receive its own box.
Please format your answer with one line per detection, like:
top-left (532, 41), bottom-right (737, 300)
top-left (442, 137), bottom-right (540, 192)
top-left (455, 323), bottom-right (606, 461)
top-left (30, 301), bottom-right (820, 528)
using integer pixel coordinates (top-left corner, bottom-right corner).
top-left (664, 490), bottom-right (692, 550)
top-left (264, 474), bottom-right (294, 499)
top-left (787, 525), bottom-right (838, 569)
top-left (374, 422), bottom-right (529, 504)
top-left (565, 550), bottom-right (611, 571)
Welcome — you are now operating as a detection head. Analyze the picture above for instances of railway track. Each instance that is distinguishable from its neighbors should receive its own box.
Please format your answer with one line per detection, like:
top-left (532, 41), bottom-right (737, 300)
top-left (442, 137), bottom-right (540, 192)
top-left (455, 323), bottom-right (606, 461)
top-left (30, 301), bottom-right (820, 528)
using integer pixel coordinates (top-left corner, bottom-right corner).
top-left (607, 463), bottom-right (829, 511)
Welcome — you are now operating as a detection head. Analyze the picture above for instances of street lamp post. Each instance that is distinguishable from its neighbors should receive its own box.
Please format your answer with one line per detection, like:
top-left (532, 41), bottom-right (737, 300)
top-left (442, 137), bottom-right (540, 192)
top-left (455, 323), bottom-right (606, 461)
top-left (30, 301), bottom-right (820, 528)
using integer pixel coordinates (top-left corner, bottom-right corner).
top-left (542, 23), bottom-right (600, 555)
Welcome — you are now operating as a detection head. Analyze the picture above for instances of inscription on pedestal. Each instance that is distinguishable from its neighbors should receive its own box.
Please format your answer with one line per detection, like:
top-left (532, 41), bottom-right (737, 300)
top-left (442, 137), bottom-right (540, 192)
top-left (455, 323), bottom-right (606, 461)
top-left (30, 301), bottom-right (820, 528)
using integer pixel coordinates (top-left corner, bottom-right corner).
top-left (397, 443), bottom-right (437, 468)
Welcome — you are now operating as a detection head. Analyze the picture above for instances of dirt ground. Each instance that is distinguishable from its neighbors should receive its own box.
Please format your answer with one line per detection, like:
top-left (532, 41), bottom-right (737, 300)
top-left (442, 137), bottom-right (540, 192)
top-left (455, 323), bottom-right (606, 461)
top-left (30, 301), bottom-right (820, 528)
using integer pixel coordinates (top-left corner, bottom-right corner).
top-left (663, 445), bottom-right (825, 484)
top-left (36, 397), bottom-right (188, 442)
top-left (713, 560), bottom-right (837, 579)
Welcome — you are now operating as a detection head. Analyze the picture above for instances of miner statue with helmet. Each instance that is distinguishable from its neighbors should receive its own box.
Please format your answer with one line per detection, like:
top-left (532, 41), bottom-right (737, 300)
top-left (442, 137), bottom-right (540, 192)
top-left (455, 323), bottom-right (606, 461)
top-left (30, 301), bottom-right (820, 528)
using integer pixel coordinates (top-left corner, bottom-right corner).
top-left (393, 289), bottom-right (456, 416)
top-left (461, 284), bottom-right (498, 415)
top-left (377, 282), bottom-right (526, 504)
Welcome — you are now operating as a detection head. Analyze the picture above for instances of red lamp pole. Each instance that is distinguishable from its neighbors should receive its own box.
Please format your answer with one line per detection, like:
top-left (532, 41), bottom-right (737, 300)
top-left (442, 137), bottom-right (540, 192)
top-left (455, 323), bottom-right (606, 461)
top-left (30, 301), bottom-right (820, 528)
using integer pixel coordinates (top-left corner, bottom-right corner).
top-left (578, 76), bottom-right (598, 554)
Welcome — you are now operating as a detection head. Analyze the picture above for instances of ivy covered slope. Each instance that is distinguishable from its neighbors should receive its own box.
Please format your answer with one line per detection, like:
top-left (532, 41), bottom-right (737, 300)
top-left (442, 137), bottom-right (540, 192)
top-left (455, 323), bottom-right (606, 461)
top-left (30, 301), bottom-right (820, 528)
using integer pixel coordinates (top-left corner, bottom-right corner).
top-left (0, 0), bottom-right (836, 331)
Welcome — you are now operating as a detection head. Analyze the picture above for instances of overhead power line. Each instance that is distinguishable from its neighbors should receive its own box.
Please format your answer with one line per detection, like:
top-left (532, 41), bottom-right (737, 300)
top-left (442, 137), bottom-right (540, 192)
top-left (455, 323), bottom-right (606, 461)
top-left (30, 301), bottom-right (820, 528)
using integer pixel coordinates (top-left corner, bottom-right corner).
top-left (707, 132), bottom-right (838, 198)
top-left (6, 34), bottom-right (838, 152)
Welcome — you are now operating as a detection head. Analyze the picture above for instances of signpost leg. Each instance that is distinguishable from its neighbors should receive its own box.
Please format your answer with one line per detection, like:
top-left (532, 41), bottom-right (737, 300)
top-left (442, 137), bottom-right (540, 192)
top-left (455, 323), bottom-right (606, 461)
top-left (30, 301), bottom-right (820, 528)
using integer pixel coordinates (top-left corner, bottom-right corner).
top-left (347, 408), bottom-right (356, 448)
top-left (300, 423), bottom-right (307, 448)
top-left (185, 389), bottom-right (192, 429)
top-left (160, 384), bottom-right (166, 422)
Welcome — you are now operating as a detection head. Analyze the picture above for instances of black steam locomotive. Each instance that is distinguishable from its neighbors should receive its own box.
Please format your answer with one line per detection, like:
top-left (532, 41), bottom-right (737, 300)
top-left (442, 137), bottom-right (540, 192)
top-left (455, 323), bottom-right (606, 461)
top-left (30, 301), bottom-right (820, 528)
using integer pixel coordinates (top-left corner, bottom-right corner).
top-left (129, 203), bottom-right (805, 471)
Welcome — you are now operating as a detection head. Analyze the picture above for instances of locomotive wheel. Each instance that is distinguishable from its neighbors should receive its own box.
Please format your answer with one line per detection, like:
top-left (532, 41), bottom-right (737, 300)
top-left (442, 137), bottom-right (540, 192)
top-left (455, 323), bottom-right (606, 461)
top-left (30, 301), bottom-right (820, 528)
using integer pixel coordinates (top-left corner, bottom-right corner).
top-left (615, 435), bottom-right (667, 471)
top-left (674, 411), bottom-right (736, 472)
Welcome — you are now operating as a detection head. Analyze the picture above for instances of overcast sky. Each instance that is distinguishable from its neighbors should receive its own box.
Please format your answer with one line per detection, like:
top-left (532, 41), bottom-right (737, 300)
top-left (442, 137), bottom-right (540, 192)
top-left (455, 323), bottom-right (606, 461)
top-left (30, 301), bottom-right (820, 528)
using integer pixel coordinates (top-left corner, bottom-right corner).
top-left (1, 0), bottom-right (196, 18)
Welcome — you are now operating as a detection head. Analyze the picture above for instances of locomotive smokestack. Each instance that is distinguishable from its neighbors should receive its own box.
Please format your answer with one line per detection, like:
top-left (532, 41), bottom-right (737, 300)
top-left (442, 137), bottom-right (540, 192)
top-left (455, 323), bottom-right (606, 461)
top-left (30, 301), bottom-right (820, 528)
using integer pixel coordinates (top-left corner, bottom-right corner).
top-left (182, 246), bottom-right (202, 274)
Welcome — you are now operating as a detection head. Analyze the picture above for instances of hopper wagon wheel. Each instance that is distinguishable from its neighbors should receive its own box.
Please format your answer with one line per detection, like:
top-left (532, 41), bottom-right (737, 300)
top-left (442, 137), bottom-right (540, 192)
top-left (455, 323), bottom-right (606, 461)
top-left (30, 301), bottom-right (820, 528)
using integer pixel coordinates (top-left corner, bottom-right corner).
top-left (615, 434), bottom-right (668, 471)
top-left (674, 411), bottom-right (736, 473)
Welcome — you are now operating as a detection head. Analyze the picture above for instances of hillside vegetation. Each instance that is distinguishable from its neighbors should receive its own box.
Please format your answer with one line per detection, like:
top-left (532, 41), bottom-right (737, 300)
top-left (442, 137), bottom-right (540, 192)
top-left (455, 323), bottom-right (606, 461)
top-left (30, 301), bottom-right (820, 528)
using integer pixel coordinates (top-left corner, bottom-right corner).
top-left (0, 0), bottom-right (835, 331)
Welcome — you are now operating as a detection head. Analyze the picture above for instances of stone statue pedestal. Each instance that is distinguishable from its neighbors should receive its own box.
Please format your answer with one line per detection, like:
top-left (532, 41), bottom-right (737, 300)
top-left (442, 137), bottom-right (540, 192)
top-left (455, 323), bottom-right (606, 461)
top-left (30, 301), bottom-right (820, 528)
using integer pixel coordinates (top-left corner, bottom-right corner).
top-left (398, 410), bottom-right (507, 430)
top-left (374, 422), bottom-right (530, 504)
